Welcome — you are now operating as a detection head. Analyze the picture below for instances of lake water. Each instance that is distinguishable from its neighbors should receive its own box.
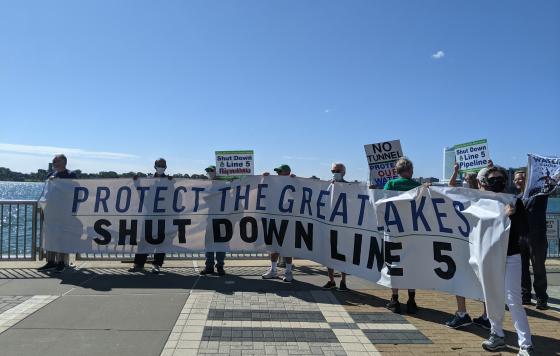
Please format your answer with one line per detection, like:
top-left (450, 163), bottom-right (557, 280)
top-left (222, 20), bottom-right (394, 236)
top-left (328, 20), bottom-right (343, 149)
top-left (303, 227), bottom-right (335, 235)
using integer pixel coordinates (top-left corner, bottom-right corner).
top-left (0, 181), bottom-right (45, 200)
top-left (0, 182), bottom-right (44, 258)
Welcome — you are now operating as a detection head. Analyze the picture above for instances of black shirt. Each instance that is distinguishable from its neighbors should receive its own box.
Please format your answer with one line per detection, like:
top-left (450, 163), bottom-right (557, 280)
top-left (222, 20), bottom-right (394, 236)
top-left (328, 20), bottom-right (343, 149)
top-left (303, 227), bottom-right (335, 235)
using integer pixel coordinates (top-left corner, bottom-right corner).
top-left (507, 198), bottom-right (529, 256)
top-left (47, 169), bottom-right (77, 179)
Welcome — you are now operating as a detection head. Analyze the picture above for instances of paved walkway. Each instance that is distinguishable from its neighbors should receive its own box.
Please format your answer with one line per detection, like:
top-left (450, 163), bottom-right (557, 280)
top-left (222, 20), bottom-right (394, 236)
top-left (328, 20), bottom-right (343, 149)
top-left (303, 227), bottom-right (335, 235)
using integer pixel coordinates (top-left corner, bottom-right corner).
top-left (0, 259), bottom-right (558, 355)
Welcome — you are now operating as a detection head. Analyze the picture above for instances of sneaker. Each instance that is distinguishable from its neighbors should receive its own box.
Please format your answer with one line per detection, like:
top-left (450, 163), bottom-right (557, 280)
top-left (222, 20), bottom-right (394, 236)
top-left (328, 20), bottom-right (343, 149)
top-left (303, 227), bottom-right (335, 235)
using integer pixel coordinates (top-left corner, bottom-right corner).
top-left (473, 315), bottom-right (491, 330)
top-left (200, 268), bottom-right (215, 275)
top-left (338, 281), bottom-right (348, 291)
top-left (282, 270), bottom-right (293, 282)
top-left (482, 333), bottom-right (506, 351)
top-left (535, 300), bottom-right (548, 310)
top-left (261, 268), bottom-right (278, 279)
top-left (54, 262), bottom-right (66, 273)
top-left (322, 281), bottom-right (336, 289)
top-left (37, 261), bottom-right (57, 271)
top-left (386, 299), bottom-right (401, 314)
top-left (406, 299), bottom-right (418, 314)
top-left (151, 264), bottom-right (161, 274)
top-left (216, 266), bottom-right (226, 276)
top-left (127, 264), bottom-right (144, 272)
top-left (518, 345), bottom-right (535, 356)
top-left (445, 312), bottom-right (473, 329)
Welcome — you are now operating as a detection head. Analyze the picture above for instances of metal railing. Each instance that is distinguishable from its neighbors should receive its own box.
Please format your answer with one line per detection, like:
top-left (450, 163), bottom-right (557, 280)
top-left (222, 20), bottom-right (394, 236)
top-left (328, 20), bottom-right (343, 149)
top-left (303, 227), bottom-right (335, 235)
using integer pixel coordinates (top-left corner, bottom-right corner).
top-left (0, 200), bottom-right (40, 261)
top-left (0, 199), bottom-right (558, 261)
top-left (76, 251), bottom-right (268, 261)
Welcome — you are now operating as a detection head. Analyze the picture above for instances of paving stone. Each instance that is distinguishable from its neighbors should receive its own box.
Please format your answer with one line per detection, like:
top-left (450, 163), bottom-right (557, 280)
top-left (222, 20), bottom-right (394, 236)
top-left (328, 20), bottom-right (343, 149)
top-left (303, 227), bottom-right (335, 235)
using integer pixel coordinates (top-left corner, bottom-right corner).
top-left (348, 312), bottom-right (407, 323)
top-left (362, 330), bottom-right (432, 344)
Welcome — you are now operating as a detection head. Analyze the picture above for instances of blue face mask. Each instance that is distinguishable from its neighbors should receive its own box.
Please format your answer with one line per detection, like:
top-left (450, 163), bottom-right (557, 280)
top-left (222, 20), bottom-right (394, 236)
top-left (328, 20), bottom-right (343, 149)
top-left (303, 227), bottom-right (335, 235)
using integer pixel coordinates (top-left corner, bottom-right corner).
top-left (333, 172), bottom-right (343, 181)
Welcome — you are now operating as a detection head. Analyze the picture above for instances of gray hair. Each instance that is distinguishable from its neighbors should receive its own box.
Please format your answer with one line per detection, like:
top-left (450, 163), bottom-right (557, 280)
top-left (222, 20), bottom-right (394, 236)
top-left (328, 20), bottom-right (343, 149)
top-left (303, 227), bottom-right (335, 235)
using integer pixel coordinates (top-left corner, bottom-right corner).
top-left (395, 157), bottom-right (413, 175)
top-left (53, 154), bottom-right (67, 165)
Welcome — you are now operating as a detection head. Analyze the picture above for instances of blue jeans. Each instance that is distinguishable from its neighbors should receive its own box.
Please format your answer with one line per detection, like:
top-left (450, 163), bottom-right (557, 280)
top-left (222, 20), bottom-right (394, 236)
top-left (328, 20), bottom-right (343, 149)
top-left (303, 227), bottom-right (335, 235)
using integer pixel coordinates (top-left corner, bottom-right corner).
top-left (205, 252), bottom-right (225, 269)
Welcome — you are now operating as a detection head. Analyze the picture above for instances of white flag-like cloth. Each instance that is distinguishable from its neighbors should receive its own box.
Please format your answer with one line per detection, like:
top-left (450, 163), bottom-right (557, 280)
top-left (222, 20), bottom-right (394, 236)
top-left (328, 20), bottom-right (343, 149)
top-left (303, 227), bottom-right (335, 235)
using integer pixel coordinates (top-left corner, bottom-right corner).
top-left (41, 176), bottom-right (513, 311)
top-left (523, 153), bottom-right (560, 199)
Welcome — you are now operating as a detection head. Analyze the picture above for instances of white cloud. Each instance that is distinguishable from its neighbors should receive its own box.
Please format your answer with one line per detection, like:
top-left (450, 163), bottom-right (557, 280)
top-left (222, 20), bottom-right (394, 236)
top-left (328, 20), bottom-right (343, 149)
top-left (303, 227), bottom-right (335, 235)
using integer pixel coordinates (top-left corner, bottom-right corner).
top-left (324, 109), bottom-right (330, 113)
top-left (0, 143), bottom-right (140, 160)
top-left (431, 50), bottom-right (445, 59)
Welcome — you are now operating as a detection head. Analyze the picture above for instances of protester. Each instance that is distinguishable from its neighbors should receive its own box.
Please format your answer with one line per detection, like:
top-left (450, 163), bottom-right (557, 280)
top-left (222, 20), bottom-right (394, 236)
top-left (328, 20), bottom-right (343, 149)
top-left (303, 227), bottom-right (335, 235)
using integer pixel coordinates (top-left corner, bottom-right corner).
top-left (514, 170), bottom-right (549, 310)
top-left (444, 163), bottom-right (489, 329)
top-left (322, 163), bottom-right (349, 291)
top-left (38, 154), bottom-right (77, 272)
top-left (261, 164), bottom-right (295, 282)
top-left (383, 157), bottom-right (421, 314)
top-left (200, 165), bottom-right (226, 276)
top-left (480, 166), bottom-right (534, 355)
top-left (128, 158), bottom-right (172, 274)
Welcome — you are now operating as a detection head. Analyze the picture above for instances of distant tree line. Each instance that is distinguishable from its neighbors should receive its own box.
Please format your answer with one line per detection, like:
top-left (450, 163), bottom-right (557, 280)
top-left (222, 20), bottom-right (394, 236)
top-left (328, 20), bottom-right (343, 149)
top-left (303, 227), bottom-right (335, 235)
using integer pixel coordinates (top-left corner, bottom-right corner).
top-left (0, 167), bottom-right (208, 182)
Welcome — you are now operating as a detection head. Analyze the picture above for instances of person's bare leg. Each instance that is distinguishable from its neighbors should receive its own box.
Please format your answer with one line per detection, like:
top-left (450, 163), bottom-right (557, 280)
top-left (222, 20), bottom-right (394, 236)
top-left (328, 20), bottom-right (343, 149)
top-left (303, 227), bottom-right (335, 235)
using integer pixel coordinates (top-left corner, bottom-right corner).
top-left (328, 268), bottom-right (335, 282)
top-left (456, 296), bottom-right (467, 313)
top-left (271, 253), bottom-right (279, 263)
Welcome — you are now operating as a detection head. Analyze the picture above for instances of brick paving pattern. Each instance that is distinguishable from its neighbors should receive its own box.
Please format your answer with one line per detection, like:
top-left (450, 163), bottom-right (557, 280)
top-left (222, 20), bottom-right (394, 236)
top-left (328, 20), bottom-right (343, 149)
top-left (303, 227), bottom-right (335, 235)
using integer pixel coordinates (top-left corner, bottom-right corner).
top-left (161, 291), bottom-right (430, 355)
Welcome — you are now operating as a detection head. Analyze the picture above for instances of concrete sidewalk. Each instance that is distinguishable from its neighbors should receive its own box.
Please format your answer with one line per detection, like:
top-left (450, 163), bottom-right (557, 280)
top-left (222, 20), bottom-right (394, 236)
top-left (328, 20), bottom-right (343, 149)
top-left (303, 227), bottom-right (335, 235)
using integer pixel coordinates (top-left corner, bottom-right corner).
top-left (0, 259), bottom-right (559, 355)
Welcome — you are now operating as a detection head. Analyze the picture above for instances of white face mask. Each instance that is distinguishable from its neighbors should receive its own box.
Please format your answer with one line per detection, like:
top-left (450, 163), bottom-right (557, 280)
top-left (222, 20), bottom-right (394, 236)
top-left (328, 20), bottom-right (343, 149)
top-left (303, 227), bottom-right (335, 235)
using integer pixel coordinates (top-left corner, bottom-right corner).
top-left (156, 167), bottom-right (166, 175)
top-left (333, 172), bottom-right (344, 182)
top-left (207, 172), bottom-right (216, 180)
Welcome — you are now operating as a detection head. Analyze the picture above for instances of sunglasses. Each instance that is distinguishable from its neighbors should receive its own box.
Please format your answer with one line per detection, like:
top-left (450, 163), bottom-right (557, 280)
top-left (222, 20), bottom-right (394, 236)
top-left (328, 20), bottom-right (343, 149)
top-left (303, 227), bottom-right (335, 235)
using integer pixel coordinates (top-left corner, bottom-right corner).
top-left (487, 176), bottom-right (505, 185)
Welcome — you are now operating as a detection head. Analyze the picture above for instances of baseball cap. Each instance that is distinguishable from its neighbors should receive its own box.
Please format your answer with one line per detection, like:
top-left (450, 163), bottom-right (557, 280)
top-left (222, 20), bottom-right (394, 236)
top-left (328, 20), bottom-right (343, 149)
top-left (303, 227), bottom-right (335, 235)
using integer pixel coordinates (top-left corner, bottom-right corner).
top-left (477, 167), bottom-right (489, 183)
top-left (205, 165), bottom-right (216, 172)
top-left (273, 164), bottom-right (291, 173)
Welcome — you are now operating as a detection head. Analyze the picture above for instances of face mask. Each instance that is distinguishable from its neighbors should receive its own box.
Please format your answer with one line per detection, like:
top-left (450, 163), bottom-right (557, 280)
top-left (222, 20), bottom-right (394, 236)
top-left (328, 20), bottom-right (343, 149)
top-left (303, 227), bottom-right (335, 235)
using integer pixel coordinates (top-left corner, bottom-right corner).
top-left (156, 167), bottom-right (166, 175)
top-left (333, 172), bottom-right (343, 181)
top-left (207, 172), bottom-right (216, 180)
top-left (486, 177), bottom-right (506, 192)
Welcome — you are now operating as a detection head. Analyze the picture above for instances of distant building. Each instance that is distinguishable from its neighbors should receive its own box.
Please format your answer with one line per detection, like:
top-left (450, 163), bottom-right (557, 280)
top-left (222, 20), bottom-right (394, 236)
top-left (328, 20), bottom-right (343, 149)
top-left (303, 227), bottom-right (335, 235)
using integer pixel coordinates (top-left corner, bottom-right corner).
top-left (442, 147), bottom-right (456, 183)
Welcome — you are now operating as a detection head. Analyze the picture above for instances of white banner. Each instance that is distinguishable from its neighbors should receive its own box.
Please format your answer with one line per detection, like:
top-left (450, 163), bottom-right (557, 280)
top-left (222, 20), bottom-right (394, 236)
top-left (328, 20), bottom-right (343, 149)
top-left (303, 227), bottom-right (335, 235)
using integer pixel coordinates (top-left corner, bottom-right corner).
top-left (41, 176), bottom-right (513, 306)
top-left (523, 153), bottom-right (560, 199)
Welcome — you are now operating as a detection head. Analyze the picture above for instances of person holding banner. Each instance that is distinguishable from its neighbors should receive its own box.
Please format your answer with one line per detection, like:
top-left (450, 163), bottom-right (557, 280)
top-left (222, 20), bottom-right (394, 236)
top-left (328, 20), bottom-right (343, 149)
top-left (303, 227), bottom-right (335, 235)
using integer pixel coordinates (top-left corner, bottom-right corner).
top-left (262, 164), bottom-right (296, 282)
top-left (383, 157), bottom-right (421, 314)
top-left (445, 162), bottom-right (489, 329)
top-left (38, 154), bottom-right (77, 273)
top-left (480, 166), bottom-right (534, 355)
top-left (323, 163), bottom-right (349, 291)
top-left (200, 165), bottom-right (226, 276)
top-left (128, 158), bottom-right (172, 274)
top-left (514, 170), bottom-right (549, 310)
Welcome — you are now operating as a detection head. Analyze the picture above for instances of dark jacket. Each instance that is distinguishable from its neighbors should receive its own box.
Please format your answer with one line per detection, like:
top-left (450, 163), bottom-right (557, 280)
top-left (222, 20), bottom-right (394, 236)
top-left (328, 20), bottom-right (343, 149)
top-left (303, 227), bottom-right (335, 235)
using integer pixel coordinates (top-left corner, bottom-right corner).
top-left (520, 193), bottom-right (548, 239)
top-left (507, 198), bottom-right (529, 256)
top-left (47, 169), bottom-right (76, 179)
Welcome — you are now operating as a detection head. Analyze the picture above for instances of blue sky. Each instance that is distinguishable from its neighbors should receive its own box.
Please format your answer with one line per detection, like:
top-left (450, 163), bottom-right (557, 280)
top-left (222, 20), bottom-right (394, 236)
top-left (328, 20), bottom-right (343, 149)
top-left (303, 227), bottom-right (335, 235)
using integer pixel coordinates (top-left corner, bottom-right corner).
top-left (1, 0), bottom-right (559, 181)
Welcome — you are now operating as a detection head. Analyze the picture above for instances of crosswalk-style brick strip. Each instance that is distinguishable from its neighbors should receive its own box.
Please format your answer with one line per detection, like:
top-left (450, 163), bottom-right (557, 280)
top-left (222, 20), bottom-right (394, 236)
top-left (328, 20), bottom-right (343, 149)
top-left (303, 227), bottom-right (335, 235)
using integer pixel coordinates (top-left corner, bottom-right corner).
top-left (161, 291), bottom-right (430, 355)
top-left (0, 295), bottom-right (58, 334)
